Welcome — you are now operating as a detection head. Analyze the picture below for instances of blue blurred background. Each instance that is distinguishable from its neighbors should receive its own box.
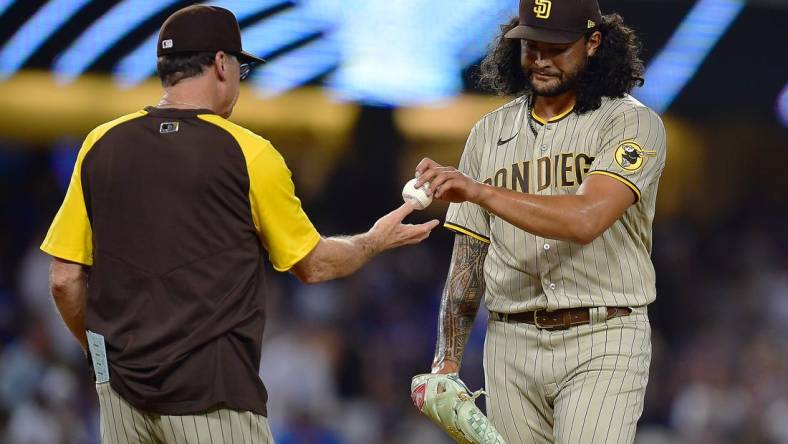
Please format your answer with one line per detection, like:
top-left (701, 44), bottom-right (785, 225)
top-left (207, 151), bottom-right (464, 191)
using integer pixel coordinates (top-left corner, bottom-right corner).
top-left (0, 1), bottom-right (786, 443)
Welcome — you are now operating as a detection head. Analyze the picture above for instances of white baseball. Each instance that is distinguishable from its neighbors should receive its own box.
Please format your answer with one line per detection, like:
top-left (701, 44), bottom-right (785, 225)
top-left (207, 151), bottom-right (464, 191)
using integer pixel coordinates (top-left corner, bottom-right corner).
top-left (402, 178), bottom-right (433, 210)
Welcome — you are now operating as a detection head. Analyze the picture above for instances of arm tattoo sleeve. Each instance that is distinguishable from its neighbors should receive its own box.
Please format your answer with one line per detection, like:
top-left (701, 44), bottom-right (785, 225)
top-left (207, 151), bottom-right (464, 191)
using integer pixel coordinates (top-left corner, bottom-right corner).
top-left (433, 234), bottom-right (489, 369)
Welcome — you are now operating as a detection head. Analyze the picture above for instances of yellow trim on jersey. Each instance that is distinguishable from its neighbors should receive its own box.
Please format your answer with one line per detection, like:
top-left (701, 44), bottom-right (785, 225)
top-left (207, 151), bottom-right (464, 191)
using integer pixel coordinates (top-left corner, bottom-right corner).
top-left (587, 170), bottom-right (642, 203)
top-left (41, 110), bottom-right (149, 265)
top-left (444, 222), bottom-right (491, 244)
top-left (531, 105), bottom-right (574, 125)
top-left (198, 114), bottom-right (321, 272)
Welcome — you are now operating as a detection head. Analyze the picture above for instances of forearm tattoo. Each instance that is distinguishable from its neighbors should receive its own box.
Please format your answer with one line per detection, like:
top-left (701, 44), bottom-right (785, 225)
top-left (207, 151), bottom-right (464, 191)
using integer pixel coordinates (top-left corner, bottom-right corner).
top-left (433, 234), bottom-right (488, 368)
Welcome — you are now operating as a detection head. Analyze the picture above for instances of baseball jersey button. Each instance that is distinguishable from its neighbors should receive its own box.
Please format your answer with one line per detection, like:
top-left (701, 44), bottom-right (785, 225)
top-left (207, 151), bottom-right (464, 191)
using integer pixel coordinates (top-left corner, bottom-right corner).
top-left (541, 144), bottom-right (548, 150)
top-left (549, 283), bottom-right (556, 290)
top-left (543, 243), bottom-right (550, 251)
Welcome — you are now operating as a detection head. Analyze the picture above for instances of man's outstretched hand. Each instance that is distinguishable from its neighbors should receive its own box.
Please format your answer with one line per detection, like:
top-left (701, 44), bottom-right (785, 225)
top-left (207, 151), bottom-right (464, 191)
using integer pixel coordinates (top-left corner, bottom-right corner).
top-left (369, 202), bottom-right (440, 252)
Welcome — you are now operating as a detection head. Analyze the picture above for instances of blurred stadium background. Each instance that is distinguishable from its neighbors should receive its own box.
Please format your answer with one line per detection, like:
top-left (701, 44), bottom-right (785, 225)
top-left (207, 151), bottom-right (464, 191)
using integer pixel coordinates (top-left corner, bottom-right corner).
top-left (0, 0), bottom-right (786, 443)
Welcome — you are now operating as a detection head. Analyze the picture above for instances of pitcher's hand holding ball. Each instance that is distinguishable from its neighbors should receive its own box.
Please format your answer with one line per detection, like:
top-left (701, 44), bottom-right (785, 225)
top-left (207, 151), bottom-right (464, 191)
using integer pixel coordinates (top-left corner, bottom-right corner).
top-left (414, 158), bottom-right (486, 204)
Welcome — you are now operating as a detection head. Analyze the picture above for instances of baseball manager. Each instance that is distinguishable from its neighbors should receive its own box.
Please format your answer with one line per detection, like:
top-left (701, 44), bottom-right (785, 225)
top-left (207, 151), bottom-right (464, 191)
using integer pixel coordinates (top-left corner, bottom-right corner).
top-left (42, 5), bottom-right (438, 443)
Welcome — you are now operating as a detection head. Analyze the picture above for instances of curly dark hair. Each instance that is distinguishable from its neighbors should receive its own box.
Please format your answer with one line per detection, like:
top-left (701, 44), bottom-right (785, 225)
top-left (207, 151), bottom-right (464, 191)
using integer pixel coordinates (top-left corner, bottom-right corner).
top-left (478, 14), bottom-right (645, 114)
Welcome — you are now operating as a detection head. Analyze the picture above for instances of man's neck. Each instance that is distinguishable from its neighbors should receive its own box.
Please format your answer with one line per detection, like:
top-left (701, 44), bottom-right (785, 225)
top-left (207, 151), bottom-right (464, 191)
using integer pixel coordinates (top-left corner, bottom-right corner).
top-left (158, 82), bottom-right (215, 111)
top-left (532, 90), bottom-right (576, 122)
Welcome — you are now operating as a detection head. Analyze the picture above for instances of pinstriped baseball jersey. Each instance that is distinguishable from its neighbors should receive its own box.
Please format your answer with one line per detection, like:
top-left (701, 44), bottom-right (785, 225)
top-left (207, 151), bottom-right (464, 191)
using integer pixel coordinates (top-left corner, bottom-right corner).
top-left (445, 93), bottom-right (666, 313)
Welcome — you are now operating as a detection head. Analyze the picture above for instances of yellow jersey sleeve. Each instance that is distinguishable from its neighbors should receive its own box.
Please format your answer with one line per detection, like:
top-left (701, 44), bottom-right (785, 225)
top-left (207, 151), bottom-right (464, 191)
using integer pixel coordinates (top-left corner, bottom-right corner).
top-left (41, 142), bottom-right (94, 265)
top-left (198, 115), bottom-right (321, 271)
top-left (246, 145), bottom-right (321, 271)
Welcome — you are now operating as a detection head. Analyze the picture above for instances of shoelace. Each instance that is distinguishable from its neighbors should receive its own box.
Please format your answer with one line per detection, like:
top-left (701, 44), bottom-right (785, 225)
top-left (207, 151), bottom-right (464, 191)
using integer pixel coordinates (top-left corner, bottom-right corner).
top-left (458, 388), bottom-right (487, 401)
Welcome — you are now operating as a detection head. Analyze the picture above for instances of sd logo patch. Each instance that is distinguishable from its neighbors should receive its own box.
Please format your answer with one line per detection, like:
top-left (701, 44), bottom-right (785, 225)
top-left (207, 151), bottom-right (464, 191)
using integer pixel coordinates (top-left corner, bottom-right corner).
top-left (533, 0), bottom-right (552, 19)
top-left (614, 141), bottom-right (655, 172)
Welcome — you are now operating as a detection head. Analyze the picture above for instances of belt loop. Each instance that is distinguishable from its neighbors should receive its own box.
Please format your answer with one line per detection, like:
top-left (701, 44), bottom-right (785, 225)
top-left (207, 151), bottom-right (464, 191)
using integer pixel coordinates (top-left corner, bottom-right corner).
top-left (491, 312), bottom-right (509, 323)
top-left (589, 307), bottom-right (607, 325)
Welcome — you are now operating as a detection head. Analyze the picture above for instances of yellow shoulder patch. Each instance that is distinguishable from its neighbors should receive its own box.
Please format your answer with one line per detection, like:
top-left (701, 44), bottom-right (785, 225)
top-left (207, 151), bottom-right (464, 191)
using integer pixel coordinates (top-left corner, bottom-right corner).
top-left (614, 140), bottom-right (656, 172)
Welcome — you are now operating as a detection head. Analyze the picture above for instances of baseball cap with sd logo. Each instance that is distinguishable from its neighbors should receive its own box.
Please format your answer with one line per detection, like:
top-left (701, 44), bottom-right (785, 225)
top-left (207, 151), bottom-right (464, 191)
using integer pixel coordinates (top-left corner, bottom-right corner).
top-left (505, 0), bottom-right (604, 44)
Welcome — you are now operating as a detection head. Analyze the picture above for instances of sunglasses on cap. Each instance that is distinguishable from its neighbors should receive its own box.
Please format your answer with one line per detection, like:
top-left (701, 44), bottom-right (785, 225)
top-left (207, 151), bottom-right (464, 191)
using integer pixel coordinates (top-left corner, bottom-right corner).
top-left (229, 52), bottom-right (256, 81)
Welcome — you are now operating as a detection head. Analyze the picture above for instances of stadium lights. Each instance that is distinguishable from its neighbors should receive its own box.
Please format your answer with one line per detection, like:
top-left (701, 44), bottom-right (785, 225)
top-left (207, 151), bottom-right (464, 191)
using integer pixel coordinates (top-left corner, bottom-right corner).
top-left (11, 0), bottom-right (753, 108)
top-left (114, 0), bottom-right (287, 86)
top-left (252, 36), bottom-right (340, 97)
top-left (635, 0), bottom-right (745, 113)
top-left (0, 0), bottom-right (14, 17)
top-left (0, 0), bottom-right (90, 79)
top-left (1, 0), bottom-right (517, 104)
top-left (324, 0), bottom-right (518, 106)
top-left (54, 1), bottom-right (181, 83)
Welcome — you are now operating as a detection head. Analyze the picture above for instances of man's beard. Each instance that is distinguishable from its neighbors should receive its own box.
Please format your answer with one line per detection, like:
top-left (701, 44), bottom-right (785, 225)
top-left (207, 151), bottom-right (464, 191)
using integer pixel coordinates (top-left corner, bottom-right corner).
top-left (527, 57), bottom-right (587, 97)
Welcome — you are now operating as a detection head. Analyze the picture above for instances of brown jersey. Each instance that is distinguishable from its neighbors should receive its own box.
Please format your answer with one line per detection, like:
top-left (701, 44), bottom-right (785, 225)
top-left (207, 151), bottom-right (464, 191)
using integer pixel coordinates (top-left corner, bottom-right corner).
top-left (41, 107), bottom-right (320, 416)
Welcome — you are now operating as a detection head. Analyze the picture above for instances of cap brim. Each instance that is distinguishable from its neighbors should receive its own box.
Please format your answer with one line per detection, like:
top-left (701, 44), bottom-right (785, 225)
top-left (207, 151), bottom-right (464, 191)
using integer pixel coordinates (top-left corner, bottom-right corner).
top-left (238, 50), bottom-right (265, 64)
top-left (504, 25), bottom-right (583, 44)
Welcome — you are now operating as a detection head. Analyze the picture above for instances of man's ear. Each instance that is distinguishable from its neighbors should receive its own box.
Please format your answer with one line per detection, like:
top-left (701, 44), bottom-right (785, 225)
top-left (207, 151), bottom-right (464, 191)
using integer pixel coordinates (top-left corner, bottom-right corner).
top-left (214, 51), bottom-right (229, 81)
top-left (586, 31), bottom-right (602, 57)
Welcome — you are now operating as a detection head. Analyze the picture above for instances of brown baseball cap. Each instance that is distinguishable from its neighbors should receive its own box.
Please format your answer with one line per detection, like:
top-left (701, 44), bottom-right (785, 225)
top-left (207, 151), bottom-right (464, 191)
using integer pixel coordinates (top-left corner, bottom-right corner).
top-left (505, 0), bottom-right (603, 44)
top-left (157, 5), bottom-right (265, 64)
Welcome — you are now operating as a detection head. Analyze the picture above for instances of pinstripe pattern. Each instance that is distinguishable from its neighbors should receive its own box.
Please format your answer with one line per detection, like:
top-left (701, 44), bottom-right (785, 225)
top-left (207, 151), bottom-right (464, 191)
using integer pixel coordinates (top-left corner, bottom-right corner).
top-left (445, 93), bottom-right (663, 442)
top-left (96, 383), bottom-right (273, 443)
top-left (484, 309), bottom-right (651, 444)
top-left (445, 94), bottom-right (666, 314)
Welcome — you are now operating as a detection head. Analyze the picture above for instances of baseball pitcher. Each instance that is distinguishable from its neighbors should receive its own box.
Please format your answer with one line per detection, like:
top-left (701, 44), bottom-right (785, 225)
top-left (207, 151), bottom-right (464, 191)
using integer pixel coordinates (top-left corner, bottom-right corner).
top-left (411, 0), bottom-right (666, 443)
